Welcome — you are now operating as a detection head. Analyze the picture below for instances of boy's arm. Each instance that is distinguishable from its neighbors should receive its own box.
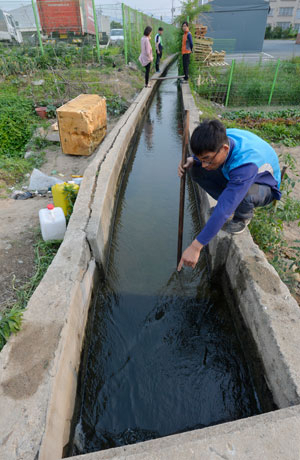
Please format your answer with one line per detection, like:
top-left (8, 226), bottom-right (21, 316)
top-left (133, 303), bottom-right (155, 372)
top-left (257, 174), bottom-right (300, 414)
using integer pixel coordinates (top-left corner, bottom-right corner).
top-left (188, 32), bottom-right (193, 51)
top-left (155, 34), bottom-right (159, 52)
top-left (196, 163), bottom-right (258, 246)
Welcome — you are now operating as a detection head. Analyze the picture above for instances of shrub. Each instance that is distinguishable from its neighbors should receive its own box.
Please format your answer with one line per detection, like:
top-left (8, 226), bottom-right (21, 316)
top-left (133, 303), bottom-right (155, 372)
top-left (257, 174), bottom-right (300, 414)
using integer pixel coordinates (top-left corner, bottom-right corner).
top-left (264, 25), bottom-right (297, 40)
top-left (0, 95), bottom-right (36, 158)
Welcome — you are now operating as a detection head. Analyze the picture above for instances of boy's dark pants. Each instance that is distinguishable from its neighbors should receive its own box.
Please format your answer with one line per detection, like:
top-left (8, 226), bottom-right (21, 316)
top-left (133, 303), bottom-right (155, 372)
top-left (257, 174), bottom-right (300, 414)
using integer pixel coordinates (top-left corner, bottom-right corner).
top-left (190, 164), bottom-right (275, 220)
top-left (182, 53), bottom-right (190, 80)
top-left (156, 50), bottom-right (162, 72)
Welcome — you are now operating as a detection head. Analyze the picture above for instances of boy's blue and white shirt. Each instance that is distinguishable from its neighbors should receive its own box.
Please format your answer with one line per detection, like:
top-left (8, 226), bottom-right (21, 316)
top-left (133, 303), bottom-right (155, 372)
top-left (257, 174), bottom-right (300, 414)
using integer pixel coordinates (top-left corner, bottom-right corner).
top-left (155, 33), bottom-right (163, 52)
top-left (194, 128), bottom-right (281, 246)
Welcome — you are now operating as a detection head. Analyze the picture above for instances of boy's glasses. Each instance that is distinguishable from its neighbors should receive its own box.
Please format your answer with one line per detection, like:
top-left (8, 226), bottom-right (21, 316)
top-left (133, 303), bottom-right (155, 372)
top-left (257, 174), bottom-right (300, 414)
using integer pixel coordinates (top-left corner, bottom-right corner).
top-left (199, 145), bottom-right (223, 166)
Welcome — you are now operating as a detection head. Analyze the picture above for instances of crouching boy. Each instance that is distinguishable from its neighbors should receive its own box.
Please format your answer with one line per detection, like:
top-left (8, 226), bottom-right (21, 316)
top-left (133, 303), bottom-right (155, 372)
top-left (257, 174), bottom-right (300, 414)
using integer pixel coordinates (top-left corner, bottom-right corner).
top-left (178, 119), bottom-right (281, 271)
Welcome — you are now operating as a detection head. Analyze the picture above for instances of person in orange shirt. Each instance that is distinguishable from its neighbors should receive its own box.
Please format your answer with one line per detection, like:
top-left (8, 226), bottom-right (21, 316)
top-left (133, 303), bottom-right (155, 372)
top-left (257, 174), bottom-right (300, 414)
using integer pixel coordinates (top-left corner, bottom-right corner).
top-left (181, 21), bottom-right (193, 82)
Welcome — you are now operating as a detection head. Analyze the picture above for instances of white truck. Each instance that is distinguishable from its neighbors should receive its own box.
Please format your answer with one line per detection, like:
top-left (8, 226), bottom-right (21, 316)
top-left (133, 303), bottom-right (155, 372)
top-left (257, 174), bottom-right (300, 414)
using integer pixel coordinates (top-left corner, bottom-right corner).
top-left (0, 9), bottom-right (23, 44)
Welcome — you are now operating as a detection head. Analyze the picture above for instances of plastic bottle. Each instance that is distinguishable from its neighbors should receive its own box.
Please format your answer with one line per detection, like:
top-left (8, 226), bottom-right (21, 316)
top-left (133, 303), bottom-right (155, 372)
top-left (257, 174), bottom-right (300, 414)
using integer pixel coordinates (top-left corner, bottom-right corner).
top-left (39, 204), bottom-right (66, 241)
top-left (52, 182), bottom-right (80, 216)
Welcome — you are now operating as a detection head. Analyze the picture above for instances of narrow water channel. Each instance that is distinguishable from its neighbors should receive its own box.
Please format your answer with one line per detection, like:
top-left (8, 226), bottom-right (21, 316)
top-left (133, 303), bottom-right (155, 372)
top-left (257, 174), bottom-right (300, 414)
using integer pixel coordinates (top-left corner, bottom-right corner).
top-left (70, 64), bottom-right (271, 455)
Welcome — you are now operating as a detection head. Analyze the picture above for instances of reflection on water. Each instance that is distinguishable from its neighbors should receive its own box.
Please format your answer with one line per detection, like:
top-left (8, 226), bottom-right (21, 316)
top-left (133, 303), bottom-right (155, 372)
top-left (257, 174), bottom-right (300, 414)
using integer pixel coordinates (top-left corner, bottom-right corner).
top-left (144, 112), bottom-right (154, 150)
top-left (70, 64), bottom-right (267, 456)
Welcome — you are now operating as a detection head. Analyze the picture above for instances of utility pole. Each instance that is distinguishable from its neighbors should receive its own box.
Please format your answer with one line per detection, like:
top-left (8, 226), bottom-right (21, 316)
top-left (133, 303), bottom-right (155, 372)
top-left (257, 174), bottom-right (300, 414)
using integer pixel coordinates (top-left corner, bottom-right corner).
top-left (171, 0), bottom-right (175, 23)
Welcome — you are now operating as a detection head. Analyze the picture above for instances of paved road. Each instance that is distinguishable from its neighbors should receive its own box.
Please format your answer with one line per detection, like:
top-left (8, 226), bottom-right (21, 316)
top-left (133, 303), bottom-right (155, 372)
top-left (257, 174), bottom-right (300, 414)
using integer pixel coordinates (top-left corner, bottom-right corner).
top-left (263, 39), bottom-right (300, 59)
top-left (226, 39), bottom-right (300, 63)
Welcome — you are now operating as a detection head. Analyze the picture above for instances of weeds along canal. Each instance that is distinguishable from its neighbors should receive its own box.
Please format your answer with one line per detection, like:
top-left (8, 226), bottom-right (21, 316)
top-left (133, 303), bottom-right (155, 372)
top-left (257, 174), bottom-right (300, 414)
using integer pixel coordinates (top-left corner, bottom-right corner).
top-left (69, 64), bottom-right (274, 456)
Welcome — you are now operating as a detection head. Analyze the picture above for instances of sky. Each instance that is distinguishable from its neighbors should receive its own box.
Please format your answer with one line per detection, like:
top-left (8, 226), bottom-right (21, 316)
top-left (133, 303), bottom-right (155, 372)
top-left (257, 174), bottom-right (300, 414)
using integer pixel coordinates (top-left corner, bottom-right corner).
top-left (0, 0), bottom-right (182, 23)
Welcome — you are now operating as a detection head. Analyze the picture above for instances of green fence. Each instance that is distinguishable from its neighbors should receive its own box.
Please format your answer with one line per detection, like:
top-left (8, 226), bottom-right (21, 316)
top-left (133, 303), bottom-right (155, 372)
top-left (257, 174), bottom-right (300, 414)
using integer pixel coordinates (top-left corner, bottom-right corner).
top-left (194, 59), bottom-right (300, 107)
top-left (0, 1), bottom-right (176, 75)
top-left (122, 3), bottom-right (177, 65)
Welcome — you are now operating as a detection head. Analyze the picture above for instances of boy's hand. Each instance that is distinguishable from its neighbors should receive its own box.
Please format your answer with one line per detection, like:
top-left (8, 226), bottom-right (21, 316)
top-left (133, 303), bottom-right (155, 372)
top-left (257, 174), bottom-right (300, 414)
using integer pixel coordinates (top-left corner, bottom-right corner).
top-left (177, 240), bottom-right (203, 271)
top-left (178, 156), bottom-right (194, 178)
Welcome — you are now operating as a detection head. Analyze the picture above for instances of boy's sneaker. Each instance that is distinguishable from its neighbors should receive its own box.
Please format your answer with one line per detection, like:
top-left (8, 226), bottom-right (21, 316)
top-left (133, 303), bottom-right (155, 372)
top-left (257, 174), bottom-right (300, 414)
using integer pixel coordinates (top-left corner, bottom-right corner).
top-left (224, 217), bottom-right (251, 235)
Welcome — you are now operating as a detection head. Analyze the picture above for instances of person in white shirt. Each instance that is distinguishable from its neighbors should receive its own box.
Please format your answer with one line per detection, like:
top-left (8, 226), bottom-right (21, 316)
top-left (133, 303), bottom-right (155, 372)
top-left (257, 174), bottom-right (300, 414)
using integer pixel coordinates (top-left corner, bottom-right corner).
top-left (155, 27), bottom-right (164, 72)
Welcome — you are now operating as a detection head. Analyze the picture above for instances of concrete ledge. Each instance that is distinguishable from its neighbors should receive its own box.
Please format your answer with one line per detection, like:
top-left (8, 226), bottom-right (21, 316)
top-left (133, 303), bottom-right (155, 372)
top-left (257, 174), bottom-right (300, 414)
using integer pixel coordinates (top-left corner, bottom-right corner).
top-left (0, 229), bottom-right (96, 460)
top-left (86, 54), bottom-right (177, 266)
top-left (68, 404), bottom-right (300, 460)
top-left (0, 56), bottom-right (176, 460)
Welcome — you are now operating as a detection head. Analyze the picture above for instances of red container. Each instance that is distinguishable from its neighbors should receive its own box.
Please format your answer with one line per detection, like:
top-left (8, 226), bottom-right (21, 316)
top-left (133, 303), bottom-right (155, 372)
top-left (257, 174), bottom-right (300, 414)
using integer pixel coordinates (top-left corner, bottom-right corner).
top-left (35, 107), bottom-right (48, 119)
top-left (36, 0), bottom-right (95, 36)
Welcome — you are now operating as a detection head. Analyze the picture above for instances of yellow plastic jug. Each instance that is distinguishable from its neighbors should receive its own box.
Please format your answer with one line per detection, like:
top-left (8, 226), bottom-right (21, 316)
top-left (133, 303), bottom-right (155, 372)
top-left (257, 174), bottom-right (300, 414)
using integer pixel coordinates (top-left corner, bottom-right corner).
top-left (51, 182), bottom-right (79, 216)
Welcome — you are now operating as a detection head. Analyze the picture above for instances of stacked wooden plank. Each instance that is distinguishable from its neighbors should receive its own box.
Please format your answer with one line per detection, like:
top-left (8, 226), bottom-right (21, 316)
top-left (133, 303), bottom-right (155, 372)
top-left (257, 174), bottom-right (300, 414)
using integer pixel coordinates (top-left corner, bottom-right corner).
top-left (206, 50), bottom-right (227, 66)
top-left (195, 24), bottom-right (207, 38)
top-left (193, 37), bottom-right (213, 62)
top-left (193, 23), bottom-right (227, 66)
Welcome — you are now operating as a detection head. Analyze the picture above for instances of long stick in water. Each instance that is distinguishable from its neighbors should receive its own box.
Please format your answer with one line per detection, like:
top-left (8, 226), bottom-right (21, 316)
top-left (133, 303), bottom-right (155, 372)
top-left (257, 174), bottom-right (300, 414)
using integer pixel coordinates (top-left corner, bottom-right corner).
top-left (177, 109), bottom-right (190, 266)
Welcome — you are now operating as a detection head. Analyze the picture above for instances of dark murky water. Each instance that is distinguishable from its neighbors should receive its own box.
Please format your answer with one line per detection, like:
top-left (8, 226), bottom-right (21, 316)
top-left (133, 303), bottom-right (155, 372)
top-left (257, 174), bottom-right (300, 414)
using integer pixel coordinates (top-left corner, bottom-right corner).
top-left (70, 64), bottom-right (271, 455)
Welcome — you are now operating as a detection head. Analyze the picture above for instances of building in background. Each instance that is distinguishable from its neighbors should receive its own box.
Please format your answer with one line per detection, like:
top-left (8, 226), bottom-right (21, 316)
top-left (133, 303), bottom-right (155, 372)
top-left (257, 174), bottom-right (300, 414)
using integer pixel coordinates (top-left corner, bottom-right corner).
top-left (9, 4), bottom-right (40, 43)
top-left (200, 0), bottom-right (269, 53)
top-left (96, 11), bottom-right (110, 43)
top-left (267, 0), bottom-right (300, 32)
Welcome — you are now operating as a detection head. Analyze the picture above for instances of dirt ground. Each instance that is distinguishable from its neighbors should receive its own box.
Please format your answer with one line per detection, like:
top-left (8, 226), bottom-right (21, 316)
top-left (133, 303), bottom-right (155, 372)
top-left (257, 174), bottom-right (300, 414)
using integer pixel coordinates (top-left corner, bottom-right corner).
top-left (0, 118), bottom-right (118, 312)
top-left (0, 61), bottom-right (144, 313)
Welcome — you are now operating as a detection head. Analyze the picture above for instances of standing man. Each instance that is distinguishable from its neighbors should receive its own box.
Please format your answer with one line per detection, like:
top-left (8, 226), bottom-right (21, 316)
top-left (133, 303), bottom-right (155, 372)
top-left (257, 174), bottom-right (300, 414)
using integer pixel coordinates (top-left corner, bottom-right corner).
top-left (177, 119), bottom-right (281, 271)
top-left (182, 21), bottom-right (193, 82)
top-left (155, 27), bottom-right (164, 72)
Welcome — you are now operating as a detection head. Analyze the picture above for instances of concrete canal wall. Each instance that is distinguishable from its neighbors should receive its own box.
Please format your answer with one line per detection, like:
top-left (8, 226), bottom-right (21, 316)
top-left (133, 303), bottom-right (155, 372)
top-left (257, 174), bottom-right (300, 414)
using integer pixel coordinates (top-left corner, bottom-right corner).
top-left (0, 55), bottom-right (176, 460)
top-left (1, 58), bottom-right (300, 460)
top-left (67, 81), bottom-right (300, 460)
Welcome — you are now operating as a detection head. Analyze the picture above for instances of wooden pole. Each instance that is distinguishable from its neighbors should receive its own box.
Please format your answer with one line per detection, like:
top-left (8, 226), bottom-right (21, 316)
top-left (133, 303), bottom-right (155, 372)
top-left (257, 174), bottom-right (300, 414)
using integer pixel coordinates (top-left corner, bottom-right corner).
top-left (177, 109), bottom-right (190, 266)
top-left (151, 75), bottom-right (185, 81)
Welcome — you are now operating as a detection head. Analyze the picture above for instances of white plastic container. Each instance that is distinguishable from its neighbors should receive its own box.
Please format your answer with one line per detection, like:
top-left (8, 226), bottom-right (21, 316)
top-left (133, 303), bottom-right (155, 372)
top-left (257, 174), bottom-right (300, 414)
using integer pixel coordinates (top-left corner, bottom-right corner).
top-left (69, 178), bottom-right (83, 186)
top-left (39, 204), bottom-right (66, 241)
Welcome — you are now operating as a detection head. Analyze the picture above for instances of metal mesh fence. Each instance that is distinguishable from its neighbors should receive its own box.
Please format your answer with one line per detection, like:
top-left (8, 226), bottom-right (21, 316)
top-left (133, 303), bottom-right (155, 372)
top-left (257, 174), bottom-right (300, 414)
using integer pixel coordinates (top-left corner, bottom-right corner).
top-left (193, 59), bottom-right (300, 107)
top-left (122, 4), bottom-right (176, 64)
top-left (0, 0), bottom-right (177, 120)
top-left (0, 1), bottom-right (176, 72)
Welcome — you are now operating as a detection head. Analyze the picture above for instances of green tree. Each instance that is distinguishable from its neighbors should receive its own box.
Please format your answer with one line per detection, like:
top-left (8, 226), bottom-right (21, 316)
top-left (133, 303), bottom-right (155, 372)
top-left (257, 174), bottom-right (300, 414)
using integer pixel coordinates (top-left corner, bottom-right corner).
top-left (110, 20), bottom-right (122, 29)
top-left (175, 0), bottom-right (210, 77)
top-left (265, 25), bottom-right (272, 39)
top-left (175, 0), bottom-right (210, 28)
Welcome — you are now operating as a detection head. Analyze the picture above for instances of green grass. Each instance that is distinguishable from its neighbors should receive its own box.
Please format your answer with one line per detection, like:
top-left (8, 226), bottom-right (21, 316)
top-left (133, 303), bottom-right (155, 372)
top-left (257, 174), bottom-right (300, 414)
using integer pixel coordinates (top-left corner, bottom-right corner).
top-left (0, 95), bottom-right (37, 157)
top-left (222, 109), bottom-right (300, 146)
top-left (194, 60), bottom-right (300, 107)
top-left (249, 201), bottom-right (300, 291)
top-left (0, 65), bottom-right (135, 118)
top-left (0, 43), bottom-right (123, 76)
top-left (191, 87), bottom-right (219, 120)
top-left (0, 236), bottom-right (61, 351)
top-left (249, 154), bottom-right (300, 292)
top-left (0, 151), bottom-right (45, 192)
